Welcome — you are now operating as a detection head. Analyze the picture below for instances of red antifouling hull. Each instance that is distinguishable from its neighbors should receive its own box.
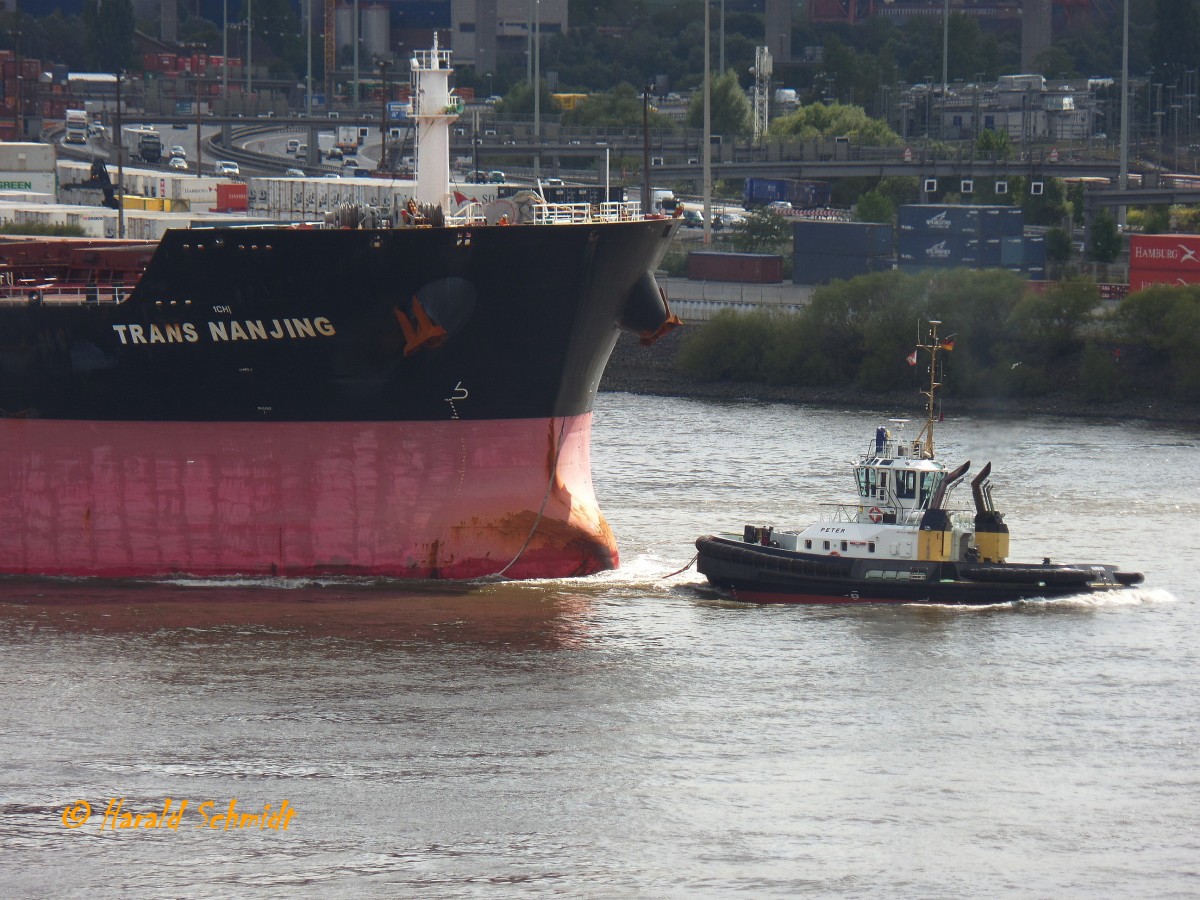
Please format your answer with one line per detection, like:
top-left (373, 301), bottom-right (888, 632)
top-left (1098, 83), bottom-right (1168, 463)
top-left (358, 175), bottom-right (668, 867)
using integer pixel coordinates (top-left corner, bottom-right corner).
top-left (0, 415), bottom-right (616, 580)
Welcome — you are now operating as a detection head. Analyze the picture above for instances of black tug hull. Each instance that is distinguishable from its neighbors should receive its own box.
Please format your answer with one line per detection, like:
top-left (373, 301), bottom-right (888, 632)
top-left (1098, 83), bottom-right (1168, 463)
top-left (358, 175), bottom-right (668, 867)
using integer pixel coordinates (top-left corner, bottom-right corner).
top-left (695, 535), bottom-right (1144, 606)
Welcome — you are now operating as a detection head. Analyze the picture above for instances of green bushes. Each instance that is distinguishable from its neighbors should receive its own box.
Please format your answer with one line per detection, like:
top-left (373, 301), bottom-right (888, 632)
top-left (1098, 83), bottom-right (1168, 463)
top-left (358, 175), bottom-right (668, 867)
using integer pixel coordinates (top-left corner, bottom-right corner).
top-left (676, 270), bottom-right (1200, 404)
top-left (0, 222), bottom-right (87, 237)
top-left (1113, 285), bottom-right (1200, 402)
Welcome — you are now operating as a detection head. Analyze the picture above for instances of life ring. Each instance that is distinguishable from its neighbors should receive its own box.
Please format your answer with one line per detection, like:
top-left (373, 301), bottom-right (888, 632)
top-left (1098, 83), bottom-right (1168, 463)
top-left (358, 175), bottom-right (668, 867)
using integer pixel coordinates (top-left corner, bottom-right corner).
top-left (829, 551), bottom-right (840, 557)
top-left (868, 506), bottom-right (883, 524)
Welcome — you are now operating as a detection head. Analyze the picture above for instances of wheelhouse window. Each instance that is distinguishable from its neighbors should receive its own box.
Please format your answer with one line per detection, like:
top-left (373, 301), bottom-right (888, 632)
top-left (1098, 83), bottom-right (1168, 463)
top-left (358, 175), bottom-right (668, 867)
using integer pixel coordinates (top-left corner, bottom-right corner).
top-left (868, 542), bottom-right (876, 553)
top-left (805, 539), bottom-right (812, 549)
top-left (919, 471), bottom-right (944, 508)
top-left (840, 541), bottom-right (848, 552)
top-left (856, 466), bottom-right (881, 498)
top-left (823, 541), bottom-right (830, 551)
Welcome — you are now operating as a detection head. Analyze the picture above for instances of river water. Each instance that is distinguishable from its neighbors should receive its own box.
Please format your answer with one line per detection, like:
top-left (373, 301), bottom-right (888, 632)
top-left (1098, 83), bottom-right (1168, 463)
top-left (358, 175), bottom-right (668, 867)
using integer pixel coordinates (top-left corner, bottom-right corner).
top-left (1, 393), bottom-right (1196, 897)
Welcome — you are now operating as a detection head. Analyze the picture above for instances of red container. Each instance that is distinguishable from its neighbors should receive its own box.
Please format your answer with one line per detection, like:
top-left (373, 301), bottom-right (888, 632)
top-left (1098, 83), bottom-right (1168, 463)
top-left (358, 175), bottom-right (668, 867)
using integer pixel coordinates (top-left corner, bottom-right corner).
top-left (1129, 269), bottom-right (1200, 292)
top-left (1128, 233), bottom-right (1200, 272)
top-left (216, 183), bottom-right (248, 212)
top-left (687, 252), bottom-right (783, 284)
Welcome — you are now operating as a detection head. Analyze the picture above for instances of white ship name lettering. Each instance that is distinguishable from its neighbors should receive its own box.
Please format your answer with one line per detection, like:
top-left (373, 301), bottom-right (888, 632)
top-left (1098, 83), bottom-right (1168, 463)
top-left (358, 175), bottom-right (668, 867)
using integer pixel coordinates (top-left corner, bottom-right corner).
top-left (112, 323), bottom-right (200, 344)
top-left (113, 318), bottom-right (335, 345)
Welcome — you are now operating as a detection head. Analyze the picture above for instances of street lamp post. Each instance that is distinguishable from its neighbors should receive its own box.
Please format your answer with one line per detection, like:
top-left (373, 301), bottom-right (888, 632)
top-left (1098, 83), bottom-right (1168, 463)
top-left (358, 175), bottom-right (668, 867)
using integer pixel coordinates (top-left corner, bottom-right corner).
top-left (11, 29), bottom-right (20, 139)
top-left (378, 60), bottom-right (388, 171)
top-left (719, 0), bottom-right (725, 74)
top-left (353, 0), bottom-right (359, 112)
top-left (533, 0), bottom-right (540, 179)
top-left (641, 85), bottom-right (651, 216)
top-left (305, 0), bottom-right (312, 114)
top-left (247, 0), bottom-right (254, 101)
top-left (115, 72), bottom-right (125, 239)
top-left (1172, 102), bottom-right (1182, 170)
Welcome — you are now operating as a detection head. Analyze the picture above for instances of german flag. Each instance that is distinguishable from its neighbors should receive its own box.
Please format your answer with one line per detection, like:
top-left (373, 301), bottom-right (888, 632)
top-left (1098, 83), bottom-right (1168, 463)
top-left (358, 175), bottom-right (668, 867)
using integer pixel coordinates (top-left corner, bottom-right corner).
top-left (938, 335), bottom-right (956, 351)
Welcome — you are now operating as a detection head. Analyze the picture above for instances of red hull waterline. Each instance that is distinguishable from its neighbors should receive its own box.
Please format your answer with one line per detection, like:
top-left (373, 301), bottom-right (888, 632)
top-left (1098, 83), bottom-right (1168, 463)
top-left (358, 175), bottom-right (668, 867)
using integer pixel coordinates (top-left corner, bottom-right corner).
top-left (0, 415), bottom-right (615, 580)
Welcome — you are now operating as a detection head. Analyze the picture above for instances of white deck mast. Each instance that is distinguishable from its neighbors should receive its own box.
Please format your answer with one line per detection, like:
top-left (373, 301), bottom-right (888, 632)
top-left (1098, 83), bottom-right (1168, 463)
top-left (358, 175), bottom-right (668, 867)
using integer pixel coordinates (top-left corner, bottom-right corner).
top-left (411, 34), bottom-right (462, 208)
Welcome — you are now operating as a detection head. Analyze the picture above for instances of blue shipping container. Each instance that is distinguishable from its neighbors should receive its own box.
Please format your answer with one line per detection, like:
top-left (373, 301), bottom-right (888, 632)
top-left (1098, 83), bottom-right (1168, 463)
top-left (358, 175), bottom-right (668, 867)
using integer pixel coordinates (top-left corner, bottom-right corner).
top-left (743, 178), bottom-right (832, 209)
top-left (898, 231), bottom-right (979, 263)
top-left (794, 253), bottom-right (889, 284)
top-left (978, 206), bottom-right (1024, 237)
top-left (899, 204), bottom-right (982, 233)
top-left (793, 220), bottom-right (893, 257)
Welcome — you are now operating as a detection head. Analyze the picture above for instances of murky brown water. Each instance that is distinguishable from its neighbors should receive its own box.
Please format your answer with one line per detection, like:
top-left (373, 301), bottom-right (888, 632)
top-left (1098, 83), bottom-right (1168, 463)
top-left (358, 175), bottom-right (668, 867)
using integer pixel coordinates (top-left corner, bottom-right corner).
top-left (1, 394), bottom-right (1194, 896)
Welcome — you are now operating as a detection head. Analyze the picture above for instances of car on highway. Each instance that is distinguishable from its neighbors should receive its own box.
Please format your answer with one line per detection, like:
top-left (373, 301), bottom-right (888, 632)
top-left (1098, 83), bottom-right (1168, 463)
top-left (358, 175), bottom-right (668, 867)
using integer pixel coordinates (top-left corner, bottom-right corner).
top-left (342, 158), bottom-right (359, 169)
top-left (284, 167), bottom-right (305, 177)
top-left (215, 160), bottom-right (240, 176)
top-left (326, 146), bottom-right (344, 160)
top-left (168, 157), bottom-right (188, 170)
top-left (286, 139), bottom-right (300, 154)
top-left (169, 145), bottom-right (186, 159)
top-left (681, 208), bottom-right (704, 228)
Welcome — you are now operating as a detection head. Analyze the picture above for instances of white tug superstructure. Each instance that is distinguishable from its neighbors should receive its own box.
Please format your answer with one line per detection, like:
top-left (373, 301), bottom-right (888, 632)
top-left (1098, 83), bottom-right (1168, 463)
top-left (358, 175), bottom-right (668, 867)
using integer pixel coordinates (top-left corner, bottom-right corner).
top-left (781, 321), bottom-right (999, 567)
top-left (694, 321), bottom-right (1143, 605)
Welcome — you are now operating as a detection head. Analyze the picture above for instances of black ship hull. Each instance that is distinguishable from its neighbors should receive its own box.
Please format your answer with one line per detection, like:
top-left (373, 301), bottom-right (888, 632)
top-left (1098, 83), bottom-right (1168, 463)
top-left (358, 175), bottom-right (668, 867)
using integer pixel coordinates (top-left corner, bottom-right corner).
top-left (0, 218), bottom-right (680, 579)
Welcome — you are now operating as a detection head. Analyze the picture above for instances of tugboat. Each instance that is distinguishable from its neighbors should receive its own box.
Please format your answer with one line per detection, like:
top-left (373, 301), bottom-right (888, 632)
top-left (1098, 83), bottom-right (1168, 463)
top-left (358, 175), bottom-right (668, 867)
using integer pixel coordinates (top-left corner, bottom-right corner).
top-left (694, 322), bottom-right (1144, 605)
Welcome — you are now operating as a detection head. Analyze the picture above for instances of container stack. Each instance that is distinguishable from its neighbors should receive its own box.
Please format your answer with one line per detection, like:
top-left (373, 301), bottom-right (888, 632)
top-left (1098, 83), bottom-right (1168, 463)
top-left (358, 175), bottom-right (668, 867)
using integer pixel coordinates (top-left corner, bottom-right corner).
top-left (1127, 234), bottom-right (1200, 292)
top-left (792, 220), bottom-right (893, 284)
top-left (1022, 233), bottom-right (1046, 280)
top-left (897, 204), bottom-right (1031, 275)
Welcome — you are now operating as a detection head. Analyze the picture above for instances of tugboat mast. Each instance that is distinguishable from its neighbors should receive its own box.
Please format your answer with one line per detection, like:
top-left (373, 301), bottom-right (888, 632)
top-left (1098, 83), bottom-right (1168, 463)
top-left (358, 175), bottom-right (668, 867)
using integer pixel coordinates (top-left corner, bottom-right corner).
top-left (914, 320), bottom-right (944, 460)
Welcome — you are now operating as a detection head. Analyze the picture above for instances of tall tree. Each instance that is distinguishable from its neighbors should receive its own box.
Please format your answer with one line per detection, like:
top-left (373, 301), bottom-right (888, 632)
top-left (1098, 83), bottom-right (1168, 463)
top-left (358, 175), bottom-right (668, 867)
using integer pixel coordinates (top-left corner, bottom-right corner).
top-left (770, 101), bottom-right (901, 146)
top-left (686, 69), bottom-right (752, 137)
top-left (1152, 0), bottom-right (1200, 84)
top-left (562, 84), bottom-right (677, 130)
top-left (1090, 210), bottom-right (1122, 263)
top-left (82, 0), bottom-right (135, 73)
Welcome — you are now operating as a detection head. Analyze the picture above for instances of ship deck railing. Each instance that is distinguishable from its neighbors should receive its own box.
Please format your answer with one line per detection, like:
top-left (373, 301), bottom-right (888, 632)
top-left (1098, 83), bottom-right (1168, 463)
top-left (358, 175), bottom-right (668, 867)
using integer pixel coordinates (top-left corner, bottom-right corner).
top-left (443, 200), bottom-right (650, 228)
top-left (818, 503), bottom-right (975, 529)
top-left (530, 201), bottom-right (647, 224)
top-left (0, 282), bottom-right (130, 305)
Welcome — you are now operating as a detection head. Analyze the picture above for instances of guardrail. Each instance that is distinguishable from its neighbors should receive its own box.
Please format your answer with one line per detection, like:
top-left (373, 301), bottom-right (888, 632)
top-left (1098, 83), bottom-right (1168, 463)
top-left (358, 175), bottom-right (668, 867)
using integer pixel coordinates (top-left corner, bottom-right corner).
top-left (1, 283), bottom-right (131, 305)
